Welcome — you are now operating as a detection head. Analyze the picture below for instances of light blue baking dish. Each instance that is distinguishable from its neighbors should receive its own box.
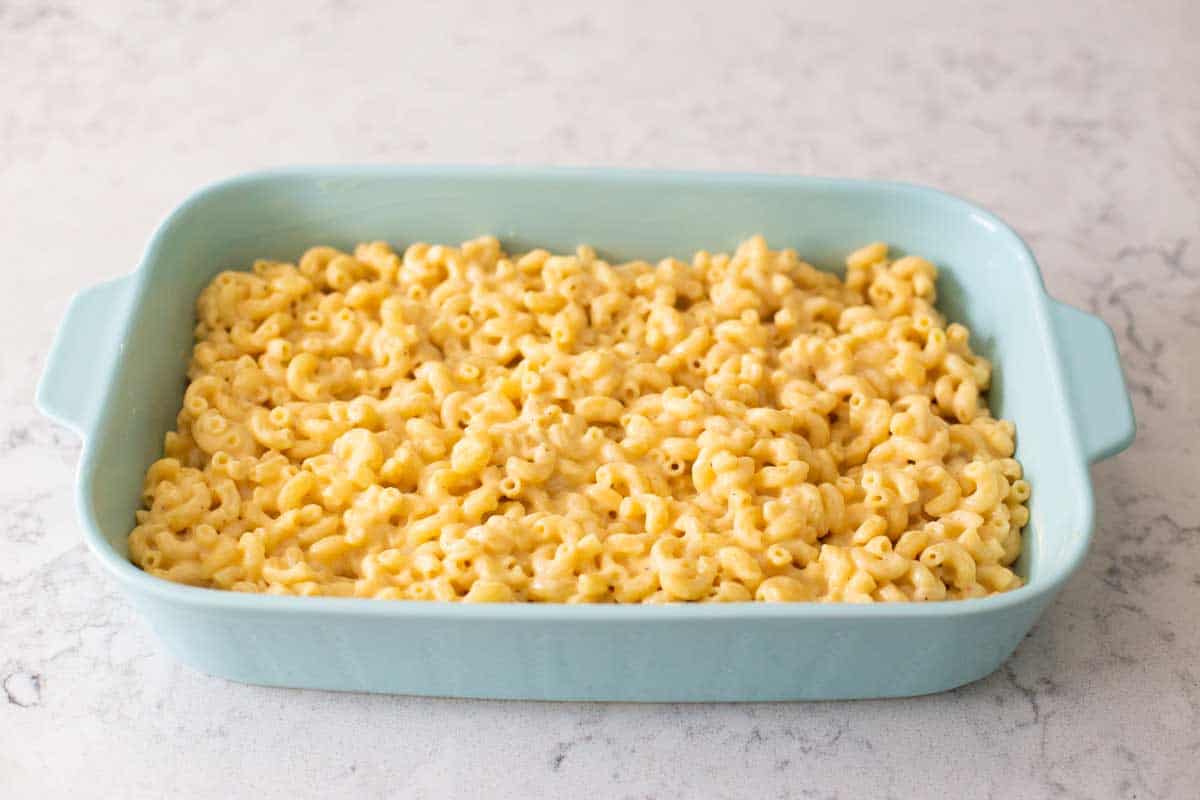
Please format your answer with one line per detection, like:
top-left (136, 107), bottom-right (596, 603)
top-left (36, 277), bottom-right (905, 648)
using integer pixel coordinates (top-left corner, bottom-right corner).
top-left (36, 166), bottom-right (1135, 701)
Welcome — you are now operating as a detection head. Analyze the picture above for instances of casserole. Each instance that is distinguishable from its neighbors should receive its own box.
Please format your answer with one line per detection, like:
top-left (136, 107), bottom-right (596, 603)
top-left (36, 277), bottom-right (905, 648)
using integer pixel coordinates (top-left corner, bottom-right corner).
top-left (36, 167), bottom-right (1135, 700)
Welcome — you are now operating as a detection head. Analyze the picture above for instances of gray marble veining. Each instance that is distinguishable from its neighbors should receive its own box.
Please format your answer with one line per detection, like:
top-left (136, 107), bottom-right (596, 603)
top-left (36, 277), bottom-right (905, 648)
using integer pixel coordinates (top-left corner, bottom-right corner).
top-left (2, 0), bottom-right (1198, 797)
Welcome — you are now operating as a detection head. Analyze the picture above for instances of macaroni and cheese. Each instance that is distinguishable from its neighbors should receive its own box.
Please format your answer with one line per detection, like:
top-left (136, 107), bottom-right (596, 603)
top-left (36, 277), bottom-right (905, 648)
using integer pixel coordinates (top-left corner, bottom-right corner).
top-left (128, 236), bottom-right (1029, 603)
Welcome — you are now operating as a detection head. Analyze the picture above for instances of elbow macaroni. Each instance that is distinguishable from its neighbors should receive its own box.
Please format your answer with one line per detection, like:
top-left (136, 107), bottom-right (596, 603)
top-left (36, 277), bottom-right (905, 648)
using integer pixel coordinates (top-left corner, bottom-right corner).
top-left (129, 236), bottom-right (1029, 603)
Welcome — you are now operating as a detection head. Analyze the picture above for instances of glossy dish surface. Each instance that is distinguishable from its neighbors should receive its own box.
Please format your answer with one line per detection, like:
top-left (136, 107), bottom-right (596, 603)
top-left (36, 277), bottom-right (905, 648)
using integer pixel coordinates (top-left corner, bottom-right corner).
top-left (36, 167), bottom-right (1134, 700)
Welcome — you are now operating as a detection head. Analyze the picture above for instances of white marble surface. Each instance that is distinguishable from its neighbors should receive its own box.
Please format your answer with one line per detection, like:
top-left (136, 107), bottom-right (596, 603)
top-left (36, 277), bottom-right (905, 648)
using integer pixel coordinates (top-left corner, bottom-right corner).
top-left (2, 0), bottom-right (1198, 797)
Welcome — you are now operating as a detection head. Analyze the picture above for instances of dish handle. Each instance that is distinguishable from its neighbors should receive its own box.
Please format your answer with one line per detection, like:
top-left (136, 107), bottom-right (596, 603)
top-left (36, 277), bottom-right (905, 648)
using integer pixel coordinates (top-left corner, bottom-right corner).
top-left (1049, 299), bottom-right (1137, 462)
top-left (35, 275), bottom-right (136, 439)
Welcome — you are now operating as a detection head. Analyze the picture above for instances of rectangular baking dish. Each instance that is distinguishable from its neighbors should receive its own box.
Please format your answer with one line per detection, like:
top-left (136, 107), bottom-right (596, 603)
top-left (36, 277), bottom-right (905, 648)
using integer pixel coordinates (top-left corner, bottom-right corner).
top-left (36, 167), bottom-right (1135, 701)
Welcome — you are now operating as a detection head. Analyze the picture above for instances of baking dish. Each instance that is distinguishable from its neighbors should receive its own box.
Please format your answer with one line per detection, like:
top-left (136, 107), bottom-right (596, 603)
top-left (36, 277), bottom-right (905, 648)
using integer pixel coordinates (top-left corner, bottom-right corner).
top-left (36, 167), bottom-right (1135, 701)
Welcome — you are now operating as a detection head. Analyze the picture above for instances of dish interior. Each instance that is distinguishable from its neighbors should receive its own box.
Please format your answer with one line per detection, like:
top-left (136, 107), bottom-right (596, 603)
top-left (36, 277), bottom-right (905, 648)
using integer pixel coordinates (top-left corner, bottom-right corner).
top-left (83, 171), bottom-right (1090, 597)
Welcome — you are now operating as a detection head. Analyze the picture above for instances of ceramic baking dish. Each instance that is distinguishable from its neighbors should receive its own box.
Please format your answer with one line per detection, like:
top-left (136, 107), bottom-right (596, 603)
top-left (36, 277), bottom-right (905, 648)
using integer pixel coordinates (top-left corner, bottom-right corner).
top-left (36, 167), bottom-right (1135, 701)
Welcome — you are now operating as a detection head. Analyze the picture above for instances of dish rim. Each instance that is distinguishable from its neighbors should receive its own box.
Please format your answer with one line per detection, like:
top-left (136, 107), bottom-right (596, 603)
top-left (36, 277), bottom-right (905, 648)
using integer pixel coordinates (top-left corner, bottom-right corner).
top-left (60, 165), bottom-right (1096, 620)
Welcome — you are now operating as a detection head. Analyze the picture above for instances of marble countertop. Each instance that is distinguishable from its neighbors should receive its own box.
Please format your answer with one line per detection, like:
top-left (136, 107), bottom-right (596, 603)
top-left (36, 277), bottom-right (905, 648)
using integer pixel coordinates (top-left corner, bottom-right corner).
top-left (3, 1), bottom-right (1198, 797)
